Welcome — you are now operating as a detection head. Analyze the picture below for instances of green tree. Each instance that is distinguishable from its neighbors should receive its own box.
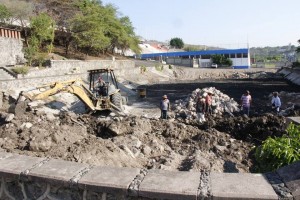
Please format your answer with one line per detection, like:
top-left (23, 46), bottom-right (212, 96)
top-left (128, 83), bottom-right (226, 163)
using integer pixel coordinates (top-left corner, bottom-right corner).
top-left (70, 0), bottom-right (140, 56)
top-left (30, 13), bottom-right (55, 53)
top-left (25, 13), bottom-right (55, 66)
top-left (169, 37), bottom-right (184, 49)
top-left (117, 16), bottom-right (141, 54)
top-left (0, 4), bottom-right (11, 23)
top-left (211, 54), bottom-right (232, 66)
top-left (70, 0), bottom-right (111, 55)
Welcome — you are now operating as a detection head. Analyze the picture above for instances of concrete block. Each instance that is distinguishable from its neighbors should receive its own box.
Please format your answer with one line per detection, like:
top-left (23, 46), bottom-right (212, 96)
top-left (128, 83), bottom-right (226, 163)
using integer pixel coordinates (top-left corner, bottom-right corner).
top-left (78, 166), bottom-right (139, 194)
top-left (277, 161), bottom-right (300, 199)
top-left (139, 170), bottom-right (200, 200)
top-left (0, 154), bottom-right (45, 178)
top-left (286, 117), bottom-right (300, 125)
top-left (210, 173), bottom-right (277, 200)
top-left (28, 159), bottom-right (89, 186)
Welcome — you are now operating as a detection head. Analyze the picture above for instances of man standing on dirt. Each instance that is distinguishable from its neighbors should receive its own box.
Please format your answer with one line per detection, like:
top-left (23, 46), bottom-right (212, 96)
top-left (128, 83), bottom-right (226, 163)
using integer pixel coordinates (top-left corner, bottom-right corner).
top-left (271, 92), bottom-right (281, 114)
top-left (240, 90), bottom-right (252, 116)
top-left (160, 95), bottom-right (170, 119)
top-left (196, 97), bottom-right (206, 123)
top-left (205, 92), bottom-right (213, 115)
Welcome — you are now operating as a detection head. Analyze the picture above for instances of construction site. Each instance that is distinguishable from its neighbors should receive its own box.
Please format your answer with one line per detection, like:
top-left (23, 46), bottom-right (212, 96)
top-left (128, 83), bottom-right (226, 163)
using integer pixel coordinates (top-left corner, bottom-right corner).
top-left (0, 28), bottom-right (300, 199)
top-left (1, 60), bottom-right (300, 172)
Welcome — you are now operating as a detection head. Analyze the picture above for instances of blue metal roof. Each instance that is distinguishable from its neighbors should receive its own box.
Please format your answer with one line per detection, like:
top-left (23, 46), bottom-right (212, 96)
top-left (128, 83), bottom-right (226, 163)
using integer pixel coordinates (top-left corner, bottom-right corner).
top-left (140, 48), bottom-right (249, 59)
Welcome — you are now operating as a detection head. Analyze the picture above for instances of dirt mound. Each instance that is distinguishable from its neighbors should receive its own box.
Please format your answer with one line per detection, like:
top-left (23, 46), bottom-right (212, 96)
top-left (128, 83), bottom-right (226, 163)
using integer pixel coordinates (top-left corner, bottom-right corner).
top-left (0, 105), bottom-right (255, 172)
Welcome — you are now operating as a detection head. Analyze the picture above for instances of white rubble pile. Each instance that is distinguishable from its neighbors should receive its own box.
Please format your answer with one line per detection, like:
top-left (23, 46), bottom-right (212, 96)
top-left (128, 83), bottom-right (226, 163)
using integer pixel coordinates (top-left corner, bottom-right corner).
top-left (173, 87), bottom-right (240, 120)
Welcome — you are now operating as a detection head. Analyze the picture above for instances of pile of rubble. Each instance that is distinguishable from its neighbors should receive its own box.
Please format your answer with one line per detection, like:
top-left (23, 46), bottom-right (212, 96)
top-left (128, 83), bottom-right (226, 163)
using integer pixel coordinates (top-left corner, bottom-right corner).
top-left (173, 87), bottom-right (240, 120)
top-left (231, 72), bottom-right (249, 79)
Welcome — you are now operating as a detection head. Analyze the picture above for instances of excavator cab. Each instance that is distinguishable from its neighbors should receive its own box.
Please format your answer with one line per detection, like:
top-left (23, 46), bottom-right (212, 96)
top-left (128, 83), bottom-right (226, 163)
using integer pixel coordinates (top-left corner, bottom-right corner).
top-left (88, 69), bottom-right (119, 97)
top-left (15, 68), bottom-right (125, 114)
top-left (87, 68), bottom-right (123, 111)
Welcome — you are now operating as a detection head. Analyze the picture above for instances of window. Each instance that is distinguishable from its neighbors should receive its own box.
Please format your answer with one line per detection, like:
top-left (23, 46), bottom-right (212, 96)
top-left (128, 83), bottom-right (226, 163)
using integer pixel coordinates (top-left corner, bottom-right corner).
top-left (242, 53), bottom-right (248, 58)
top-left (201, 55), bottom-right (211, 59)
top-left (230, 54), bottom-right (236, 58)
top-left (236, 53), bottom-right (242, 58)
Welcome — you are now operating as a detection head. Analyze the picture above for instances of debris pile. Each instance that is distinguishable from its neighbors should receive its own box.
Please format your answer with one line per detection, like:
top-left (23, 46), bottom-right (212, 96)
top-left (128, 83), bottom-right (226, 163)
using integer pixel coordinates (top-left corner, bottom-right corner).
top-left (173, 87), bottom-right (240, 120)
top-left (231, 72), bottom-right (249, 79)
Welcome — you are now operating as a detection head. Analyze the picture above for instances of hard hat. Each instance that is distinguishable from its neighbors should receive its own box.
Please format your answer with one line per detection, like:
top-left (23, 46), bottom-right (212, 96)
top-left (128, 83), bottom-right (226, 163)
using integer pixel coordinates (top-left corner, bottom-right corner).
top-left (163, 95), bottom-right (167, 99)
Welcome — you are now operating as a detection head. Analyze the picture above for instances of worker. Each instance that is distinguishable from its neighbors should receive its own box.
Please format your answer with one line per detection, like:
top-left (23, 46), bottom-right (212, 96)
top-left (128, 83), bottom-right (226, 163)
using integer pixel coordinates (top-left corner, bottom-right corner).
top-left (271, 92), bottom-right (281, 114)
top-left (240, 90), bottom-right (252, 116)
top-left (96, 76), bottom-right (107, 96)
top-left (160, 95), bottom-right (170, 119)
top-left (205, 92), bottom-right (213, 115)
top-left (196, 97), bottom-right (206, 123)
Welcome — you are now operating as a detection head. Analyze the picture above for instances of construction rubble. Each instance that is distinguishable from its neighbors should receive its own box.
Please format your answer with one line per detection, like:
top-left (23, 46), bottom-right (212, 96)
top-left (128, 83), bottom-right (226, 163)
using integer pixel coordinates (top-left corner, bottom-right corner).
top-left (173, 87), bottom-right (240, 120)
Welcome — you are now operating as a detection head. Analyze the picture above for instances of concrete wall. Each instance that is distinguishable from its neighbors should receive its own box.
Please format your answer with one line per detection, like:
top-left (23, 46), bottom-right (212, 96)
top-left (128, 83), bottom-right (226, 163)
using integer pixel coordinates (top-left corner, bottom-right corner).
top-left (0, 60), bottom-right (137, 90)
top-left (0, 37), bottom-right (24, 66)
top-left (0, 152), bottom-right (299, 200)
top-left (24, 60), bottom-right (135, 78)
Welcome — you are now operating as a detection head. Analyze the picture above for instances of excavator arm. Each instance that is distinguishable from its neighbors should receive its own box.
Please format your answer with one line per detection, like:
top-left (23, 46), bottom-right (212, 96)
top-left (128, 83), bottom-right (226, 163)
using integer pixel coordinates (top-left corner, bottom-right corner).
top-left (17, 79), bottom-right (97, 111)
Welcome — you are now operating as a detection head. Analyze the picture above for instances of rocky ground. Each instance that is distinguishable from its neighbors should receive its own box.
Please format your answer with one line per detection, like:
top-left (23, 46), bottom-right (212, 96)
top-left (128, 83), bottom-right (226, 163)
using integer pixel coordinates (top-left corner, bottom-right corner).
top-left (0, 66), bottom-right (299, 173)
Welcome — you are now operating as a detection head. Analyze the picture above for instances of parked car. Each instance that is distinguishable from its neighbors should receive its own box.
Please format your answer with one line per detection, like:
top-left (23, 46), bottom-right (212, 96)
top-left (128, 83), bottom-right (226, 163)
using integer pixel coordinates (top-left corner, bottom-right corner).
top-left (211, 63), bottom-right (218, 68)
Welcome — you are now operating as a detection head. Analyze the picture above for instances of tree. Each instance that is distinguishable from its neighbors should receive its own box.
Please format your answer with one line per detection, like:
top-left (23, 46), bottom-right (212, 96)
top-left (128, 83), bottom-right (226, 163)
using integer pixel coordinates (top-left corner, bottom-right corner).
top-left (211, 54), bottom-right (232, 66)
top-left (0, 4), bottom-right (11, 23)
top-left (70, 0), bottom-right (140, 56)
top-left (70, 1), bottom-right (111, 55)
top-left (25, 13), bottom-right (55, 65)
top-left (169, 37), bottom-right (184, 49)
top-left (1, 0), bottom-right (34, 44)
top-left (30, 13), bottom-right (55, 52)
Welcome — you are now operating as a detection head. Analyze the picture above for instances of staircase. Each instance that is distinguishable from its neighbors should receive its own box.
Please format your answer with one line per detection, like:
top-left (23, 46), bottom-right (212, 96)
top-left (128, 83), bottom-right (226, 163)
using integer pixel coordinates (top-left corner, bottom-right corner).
top-left (0, 68), bottom-right (15, 80)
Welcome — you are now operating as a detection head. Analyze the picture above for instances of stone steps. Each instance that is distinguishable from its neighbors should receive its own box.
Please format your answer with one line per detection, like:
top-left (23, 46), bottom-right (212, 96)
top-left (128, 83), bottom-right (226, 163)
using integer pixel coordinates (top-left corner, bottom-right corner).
top-left (0, 68), bottom-right (15, 80)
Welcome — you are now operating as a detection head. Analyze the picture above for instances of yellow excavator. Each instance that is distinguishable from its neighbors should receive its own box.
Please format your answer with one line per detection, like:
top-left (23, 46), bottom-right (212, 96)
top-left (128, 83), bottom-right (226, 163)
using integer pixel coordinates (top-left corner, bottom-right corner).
top-left (15, 68), bottom-right (125, 113)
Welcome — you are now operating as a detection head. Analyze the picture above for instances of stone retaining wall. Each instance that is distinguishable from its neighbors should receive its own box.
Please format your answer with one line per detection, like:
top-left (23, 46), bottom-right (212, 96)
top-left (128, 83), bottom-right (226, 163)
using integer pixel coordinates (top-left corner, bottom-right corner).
top-left (24, 60), bottom-right (135, 78)
top-left (278, 67), bottom-right (300, 86)
top-left (0, 60), bottom-right (138, 90)
top-left (0, 152), bottom-right (299, 200)
top-left (0, 37), bottom-right (24, 66)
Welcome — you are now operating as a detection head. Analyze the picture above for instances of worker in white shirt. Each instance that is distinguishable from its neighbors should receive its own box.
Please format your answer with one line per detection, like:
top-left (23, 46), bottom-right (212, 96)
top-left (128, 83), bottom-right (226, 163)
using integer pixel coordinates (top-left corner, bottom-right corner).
top-left (271, 92), bottom-right (281, 113)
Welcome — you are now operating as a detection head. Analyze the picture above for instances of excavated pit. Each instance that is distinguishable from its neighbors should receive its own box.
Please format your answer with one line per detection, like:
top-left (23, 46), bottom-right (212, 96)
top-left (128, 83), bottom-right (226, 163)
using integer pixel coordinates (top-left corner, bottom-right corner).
top-left (0, 78), bottom-right (300, 173)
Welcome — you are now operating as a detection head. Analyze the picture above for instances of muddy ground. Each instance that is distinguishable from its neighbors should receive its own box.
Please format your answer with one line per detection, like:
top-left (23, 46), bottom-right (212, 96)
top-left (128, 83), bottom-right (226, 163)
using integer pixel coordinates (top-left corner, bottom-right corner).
top-left (0, 75), bottom-right (299, 173)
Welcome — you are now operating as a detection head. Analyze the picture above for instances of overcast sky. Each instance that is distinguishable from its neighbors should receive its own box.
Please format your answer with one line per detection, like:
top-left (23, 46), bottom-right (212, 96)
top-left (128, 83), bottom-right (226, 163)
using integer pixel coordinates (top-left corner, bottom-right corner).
top-left (101, 0), bottom-right (300, 48)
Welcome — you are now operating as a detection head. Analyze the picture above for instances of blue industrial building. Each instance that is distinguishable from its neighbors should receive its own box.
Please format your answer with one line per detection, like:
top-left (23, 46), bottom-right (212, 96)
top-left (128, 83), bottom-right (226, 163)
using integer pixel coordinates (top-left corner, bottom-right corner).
top-left (140, 48), bottom-right (250, 69)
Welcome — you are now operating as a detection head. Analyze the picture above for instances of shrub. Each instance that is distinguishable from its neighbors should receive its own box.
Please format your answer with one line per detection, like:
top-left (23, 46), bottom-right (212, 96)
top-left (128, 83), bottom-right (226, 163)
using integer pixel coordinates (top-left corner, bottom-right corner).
top-left (140, 65), bottom-right (146, 73)
top-left (255, 123), bottom-right (300, 172)
top-left (11, 66), bottom-right (29, 75)
top-left (34, 53), bottom-right (48, 67)
top-left (155, 64), bottom-right (164, 71)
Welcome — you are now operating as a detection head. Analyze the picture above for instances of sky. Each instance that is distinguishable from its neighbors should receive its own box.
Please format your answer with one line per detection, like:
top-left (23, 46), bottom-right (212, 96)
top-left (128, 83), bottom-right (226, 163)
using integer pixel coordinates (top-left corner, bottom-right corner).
top-left (101, 0), bottom-right (300, 48)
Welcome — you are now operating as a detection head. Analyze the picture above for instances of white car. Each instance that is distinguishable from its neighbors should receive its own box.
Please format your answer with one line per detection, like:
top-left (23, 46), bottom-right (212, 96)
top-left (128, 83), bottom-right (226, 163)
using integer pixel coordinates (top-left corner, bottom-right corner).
top-left (211, 63), bottom-right (218, 68)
